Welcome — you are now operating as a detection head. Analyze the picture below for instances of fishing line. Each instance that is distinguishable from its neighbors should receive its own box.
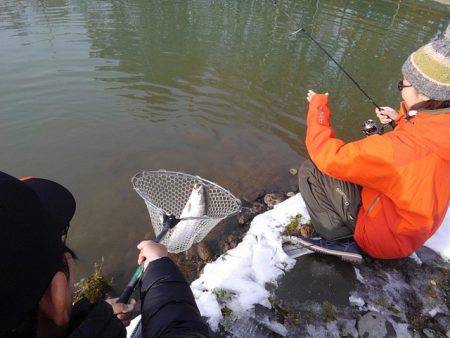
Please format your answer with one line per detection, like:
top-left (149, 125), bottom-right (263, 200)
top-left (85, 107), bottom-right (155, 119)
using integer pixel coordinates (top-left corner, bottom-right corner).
top-left (274, 1), bottom-right (395, 130)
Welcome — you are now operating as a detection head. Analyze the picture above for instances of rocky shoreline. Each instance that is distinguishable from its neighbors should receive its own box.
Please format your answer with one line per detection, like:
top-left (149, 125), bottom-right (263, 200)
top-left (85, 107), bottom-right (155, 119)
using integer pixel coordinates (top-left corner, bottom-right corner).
top-left (264, 245), bottom-right (450, 338)
top-left (174, 189), bottom-right (450, 337)
top-left (193, 191), bottom-right (450, 338)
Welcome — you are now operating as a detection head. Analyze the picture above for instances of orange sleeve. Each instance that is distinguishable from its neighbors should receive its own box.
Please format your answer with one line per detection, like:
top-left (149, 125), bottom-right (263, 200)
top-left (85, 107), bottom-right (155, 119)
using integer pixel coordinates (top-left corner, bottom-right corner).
top-left (305, 94), bottom-right (395, 189)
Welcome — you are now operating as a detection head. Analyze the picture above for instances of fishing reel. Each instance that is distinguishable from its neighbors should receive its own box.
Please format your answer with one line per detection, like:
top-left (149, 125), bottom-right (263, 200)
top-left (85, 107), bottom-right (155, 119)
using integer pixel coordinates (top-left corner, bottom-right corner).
top-left (362, 119), bottom-right (384, 136)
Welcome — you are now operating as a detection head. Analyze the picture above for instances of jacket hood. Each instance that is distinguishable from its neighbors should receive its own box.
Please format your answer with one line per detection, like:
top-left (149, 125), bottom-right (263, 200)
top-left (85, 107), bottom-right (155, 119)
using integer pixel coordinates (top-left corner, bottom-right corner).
top-left (405, 107), bottom-right (450, 161)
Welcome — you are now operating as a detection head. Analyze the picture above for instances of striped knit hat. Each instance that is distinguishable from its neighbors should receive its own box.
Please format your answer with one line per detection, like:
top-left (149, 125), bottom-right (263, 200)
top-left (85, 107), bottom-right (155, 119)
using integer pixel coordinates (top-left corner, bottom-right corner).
top-left (402, 34), bottom-right (450, 101)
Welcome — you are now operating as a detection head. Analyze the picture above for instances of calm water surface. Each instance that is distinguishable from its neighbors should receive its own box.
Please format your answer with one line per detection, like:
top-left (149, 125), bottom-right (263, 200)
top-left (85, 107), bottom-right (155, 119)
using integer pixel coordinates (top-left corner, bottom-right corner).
top-left (1, 0), bottom-right (448, 285)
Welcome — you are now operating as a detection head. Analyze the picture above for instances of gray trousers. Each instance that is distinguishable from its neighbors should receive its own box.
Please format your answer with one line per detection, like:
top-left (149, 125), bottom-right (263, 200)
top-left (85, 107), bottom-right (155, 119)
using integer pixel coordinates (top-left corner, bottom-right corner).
top-left (298, 160), bottom-right (362, 241)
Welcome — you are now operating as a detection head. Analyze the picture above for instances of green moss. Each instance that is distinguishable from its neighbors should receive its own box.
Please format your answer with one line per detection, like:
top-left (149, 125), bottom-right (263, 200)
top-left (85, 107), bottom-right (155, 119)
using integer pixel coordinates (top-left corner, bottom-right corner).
top-left (213, 288), bottom-right (234, 322)
top-left (218, 323), bottom-right (226, 333)
top-left (74, 259), bottom-right (112, 303)
top-left (298, 309), bottom-right (315, 319)
top-left (322, 301), bottom-right (337, 322)
top-left (284, 213), bottom-right (302, 235)
top-left (213, 288), bottom-right (231, 300)
top-left (285, 311), bottom-right (302, 325)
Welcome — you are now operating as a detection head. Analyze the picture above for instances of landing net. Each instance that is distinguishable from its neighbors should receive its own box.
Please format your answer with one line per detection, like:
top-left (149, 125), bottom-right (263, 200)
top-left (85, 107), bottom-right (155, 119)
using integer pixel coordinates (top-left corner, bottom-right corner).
top-left (132, 170), bottom-right (241, 253)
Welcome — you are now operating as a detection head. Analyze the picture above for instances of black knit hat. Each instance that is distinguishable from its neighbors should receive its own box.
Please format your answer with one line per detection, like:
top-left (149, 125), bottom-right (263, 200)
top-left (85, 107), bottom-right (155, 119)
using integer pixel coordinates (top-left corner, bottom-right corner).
top-left (0, 172), bottom-right (76, 335)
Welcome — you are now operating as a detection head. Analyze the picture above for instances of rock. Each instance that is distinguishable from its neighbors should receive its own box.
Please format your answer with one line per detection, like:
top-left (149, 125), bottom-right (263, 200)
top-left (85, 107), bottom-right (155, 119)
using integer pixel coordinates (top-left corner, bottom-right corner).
top-left (435, 315), bottom-right (450, 333)
top-left (264, 193), bottom-right (286, 209)
top-left (237, 201), bottom-right (266, 224)
top-left (197, 242), bottom-right (214, 262)
top-left (285, 191), bottom-right (295, 197)
top-left (423, 328), bottom-right (446, 338)
top-left (337, 319), bottom-right (358, 338)
top-left (222, 234), bottom-right (241, 252)
top-left (357, 312), bottom-right (396, 338)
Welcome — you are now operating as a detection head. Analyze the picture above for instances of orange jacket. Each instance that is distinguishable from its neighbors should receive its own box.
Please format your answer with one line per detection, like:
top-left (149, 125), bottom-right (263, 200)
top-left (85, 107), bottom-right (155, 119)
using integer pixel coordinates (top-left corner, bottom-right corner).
top-left (305, 94), bottom-right (450, 259)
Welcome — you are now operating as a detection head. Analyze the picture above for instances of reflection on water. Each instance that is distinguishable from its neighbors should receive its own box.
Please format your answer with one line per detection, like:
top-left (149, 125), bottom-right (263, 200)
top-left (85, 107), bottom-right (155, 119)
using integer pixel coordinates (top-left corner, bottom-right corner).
top-left (0, 0), bottom-right (448, 284)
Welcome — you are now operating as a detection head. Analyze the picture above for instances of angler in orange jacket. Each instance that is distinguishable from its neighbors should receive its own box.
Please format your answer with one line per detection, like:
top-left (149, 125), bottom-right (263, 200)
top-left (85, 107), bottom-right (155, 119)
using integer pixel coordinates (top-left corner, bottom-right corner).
top-left (296, 37), bottom-right (450, 264)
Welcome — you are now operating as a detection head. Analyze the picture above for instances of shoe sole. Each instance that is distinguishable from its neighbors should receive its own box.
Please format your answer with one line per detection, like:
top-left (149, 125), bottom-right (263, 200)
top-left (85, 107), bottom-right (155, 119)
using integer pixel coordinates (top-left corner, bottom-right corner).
top-left (295, 237), bottom-right (363, 264)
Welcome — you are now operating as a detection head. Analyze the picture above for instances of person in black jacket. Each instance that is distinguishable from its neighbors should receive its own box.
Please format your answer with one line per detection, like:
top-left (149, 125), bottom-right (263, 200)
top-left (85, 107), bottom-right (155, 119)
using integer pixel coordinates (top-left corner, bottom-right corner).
top-left (0, 171), bottom-right (208, 338)
top-left (136, 240), bottom-right (209, 337)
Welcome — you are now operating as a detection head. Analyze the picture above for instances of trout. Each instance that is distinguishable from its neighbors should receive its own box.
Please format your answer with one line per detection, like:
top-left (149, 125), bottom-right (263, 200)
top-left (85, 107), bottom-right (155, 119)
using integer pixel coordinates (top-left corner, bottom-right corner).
top-left (169, 183), bottom-right (206, 248)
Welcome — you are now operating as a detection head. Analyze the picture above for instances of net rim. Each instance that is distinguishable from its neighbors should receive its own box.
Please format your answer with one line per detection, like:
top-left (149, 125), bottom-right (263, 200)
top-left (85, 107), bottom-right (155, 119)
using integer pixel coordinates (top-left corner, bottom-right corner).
top-left (131, 170), bottom-right (241, 220)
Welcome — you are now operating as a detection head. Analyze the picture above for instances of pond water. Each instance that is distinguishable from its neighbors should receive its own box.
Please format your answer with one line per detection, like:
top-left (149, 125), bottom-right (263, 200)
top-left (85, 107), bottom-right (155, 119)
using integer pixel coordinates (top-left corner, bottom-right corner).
top-left (1, 0), bottom-right (448, 287)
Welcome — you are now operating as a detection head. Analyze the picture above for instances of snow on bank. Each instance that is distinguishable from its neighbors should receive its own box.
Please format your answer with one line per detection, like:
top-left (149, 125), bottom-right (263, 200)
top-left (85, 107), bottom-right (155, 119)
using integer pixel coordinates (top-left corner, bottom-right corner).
top-left (424, 206), bottom-right (450, 260)
top-left (191, 194), bottom-right (450, 331)
top-left (127, 195), bottom-right (450, 336)
top-left (191, 194), bottom-right (308, 331)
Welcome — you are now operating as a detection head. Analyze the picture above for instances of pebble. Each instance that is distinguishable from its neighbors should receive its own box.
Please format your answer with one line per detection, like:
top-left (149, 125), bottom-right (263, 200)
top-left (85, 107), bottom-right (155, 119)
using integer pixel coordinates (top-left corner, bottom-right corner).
top-left (263, 193), bottom-right (286, 208)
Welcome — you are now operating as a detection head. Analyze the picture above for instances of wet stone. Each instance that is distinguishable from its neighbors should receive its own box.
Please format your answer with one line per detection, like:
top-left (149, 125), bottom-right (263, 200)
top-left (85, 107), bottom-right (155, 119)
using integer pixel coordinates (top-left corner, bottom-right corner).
top-left (237, 201), bottom-right (266, 225)
top-left (357, 312), bottom-right (396, 338)
top-left (423, 328), bottom-right (446, 338)
top-left (275, 254), bottom-right (358, 307)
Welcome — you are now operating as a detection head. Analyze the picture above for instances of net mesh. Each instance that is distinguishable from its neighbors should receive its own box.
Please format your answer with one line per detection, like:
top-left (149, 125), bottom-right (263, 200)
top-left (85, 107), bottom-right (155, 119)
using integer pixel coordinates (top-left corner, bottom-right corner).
top-left (132, 170), bottom-right (241, 253)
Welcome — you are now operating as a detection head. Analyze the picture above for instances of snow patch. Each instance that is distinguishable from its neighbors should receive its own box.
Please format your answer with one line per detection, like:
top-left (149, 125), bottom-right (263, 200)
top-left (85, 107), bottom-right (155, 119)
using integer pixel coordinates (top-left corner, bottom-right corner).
top-left (349, 294), bottom-right (365, 308)
top-left (428, 306), bottom-right (446, 317)
top-left (126, 315), bottom-right (141, 337)
top-left (353, 267), bottom-right (365, 283)
top-left (259, 315), bottom-right (288, 336)
top-left (191, 194), bottom-right (308, 331)
top-left (391, 322), bottom-right (410, 338)
top-left (409, 252), bottom-right (422, 265)
top-left (424, 206), bottom-right (450, 260)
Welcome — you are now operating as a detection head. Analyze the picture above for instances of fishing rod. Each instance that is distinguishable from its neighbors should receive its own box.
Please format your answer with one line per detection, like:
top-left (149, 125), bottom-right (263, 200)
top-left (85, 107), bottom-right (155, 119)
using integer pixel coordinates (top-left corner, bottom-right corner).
top-left (274, 2), bottom-right (395, 132)
top-left (118, 214), bottom-right (179, 304)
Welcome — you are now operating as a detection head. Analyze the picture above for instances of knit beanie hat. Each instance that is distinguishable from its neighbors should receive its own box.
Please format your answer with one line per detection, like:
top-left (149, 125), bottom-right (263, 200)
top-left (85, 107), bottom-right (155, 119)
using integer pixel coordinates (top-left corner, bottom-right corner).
top-left (402, 26), bottom-right (450, 101)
